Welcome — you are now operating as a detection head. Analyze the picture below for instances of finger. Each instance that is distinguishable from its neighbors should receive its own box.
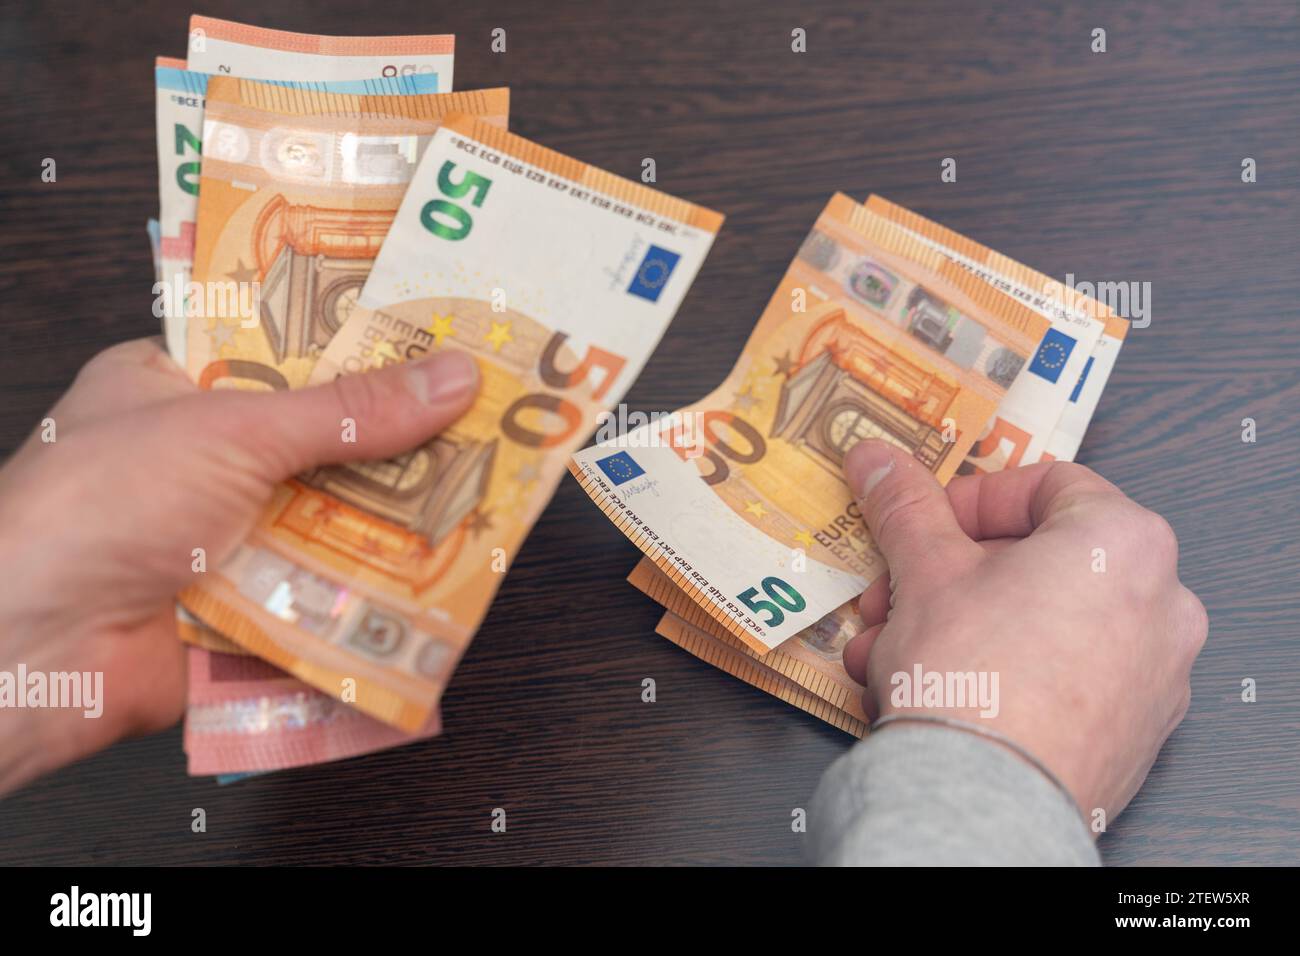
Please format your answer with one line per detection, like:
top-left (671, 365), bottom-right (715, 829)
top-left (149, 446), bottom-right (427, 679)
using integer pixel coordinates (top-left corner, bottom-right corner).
top-left (944, 460), bottom-right (1122, 540)
top-left (844, 439), bottom-right (978, 585)
top-left (857, 572), bottom-right (891, 626)
top-left (860, 689), bottom-right (880, 725)
top-left (977, 536), bottom-right (1019, 554)
top-left (842, 622), bottom-right (885, 686)
top-left (202, 349), bottom-right (480, 479)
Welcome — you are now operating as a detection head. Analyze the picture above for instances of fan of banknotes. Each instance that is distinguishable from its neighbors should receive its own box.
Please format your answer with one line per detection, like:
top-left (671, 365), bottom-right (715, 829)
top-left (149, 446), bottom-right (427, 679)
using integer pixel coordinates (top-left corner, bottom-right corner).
top-left (570, 195), bottom-right (1127, 736)
top-left (151, 16), bottom-right (1123, 781)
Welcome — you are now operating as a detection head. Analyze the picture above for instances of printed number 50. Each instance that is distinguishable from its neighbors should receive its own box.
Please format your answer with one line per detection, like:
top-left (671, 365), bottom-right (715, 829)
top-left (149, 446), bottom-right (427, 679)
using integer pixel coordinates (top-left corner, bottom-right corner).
top-left (421, 161), bottom-right (493, 241)
top-left (737, 577), bottom-right (806, 628)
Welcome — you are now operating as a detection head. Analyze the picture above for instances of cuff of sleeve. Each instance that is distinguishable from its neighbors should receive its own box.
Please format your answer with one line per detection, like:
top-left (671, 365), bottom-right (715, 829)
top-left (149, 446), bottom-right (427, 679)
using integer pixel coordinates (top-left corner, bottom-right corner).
top-left (809, 723), bottom-right (1101, 866)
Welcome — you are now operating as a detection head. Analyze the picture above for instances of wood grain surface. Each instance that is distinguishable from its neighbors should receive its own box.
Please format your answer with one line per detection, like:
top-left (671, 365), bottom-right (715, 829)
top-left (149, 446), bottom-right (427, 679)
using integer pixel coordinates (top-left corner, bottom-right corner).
top-left (0, 0), bottom-right (1296, 865)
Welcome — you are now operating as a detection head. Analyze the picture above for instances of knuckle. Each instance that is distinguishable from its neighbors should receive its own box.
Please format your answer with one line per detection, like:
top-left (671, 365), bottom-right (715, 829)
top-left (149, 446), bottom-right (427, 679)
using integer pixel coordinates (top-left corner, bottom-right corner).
top-left (1046, 460), bottom-right (1093, 486)
top-left (1179, 587), bottom-right (1209, 653)
top-left (1111, 504), bottom-right (1178, 563)
top-left (77, 351), bottom-right (111, 377)
top-left (1141, 509), bottom-right (1180, 561)
top-left (76, 342), bottom-right (129, 379)
top-left (1034, 461), bottom-right (1112, 523)
top-left (94, 338), bottom-right (156, 367)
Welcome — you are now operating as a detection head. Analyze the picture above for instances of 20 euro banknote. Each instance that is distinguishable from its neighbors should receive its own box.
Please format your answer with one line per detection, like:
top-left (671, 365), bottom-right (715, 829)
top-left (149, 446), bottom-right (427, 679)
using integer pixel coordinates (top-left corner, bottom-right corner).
top-left (186, 15), bottom-right (454, 89)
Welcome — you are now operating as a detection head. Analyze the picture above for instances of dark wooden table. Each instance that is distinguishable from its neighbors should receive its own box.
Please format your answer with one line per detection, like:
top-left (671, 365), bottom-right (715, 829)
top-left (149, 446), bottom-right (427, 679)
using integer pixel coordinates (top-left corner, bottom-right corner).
top-left (1, 0), bottom-right (1296, 865)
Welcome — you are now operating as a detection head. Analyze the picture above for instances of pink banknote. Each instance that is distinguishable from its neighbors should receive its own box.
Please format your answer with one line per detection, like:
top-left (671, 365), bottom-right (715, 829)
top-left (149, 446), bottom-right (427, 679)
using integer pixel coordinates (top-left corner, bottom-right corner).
top-left (184, 647), bottom-right (438, 775)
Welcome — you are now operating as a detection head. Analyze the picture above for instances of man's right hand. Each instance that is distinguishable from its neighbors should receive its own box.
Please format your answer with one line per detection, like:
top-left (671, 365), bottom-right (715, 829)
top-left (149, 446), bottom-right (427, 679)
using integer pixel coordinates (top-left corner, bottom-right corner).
top-left (841, 439), bottom-right (1208, 827)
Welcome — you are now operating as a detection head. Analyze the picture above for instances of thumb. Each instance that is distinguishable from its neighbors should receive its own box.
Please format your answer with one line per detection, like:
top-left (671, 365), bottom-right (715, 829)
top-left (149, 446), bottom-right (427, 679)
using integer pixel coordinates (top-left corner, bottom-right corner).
top-left (844, 438), bottom-right (976, 586)
top-left (205, 349), bottom-right (480, 478)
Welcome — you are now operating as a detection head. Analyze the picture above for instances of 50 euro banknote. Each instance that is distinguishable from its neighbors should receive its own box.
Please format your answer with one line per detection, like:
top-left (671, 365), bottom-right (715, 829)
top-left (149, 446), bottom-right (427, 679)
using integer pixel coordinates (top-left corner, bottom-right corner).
top-left (631, 556), bottom-right (867, 726)
top-left (861, 195), bottom-right (1125, 470)
top-left (179, 114), bottom-right (724, 732)
top-left (154, 57), bottom-right (442, 363)
top-left (184, 77), bottom-right (508, 389)
top-left (1043, 311), bottom-right (1129, 461)
top-left (186, 15), bottom-right (454, 88)
top-left (570, 194), bottom-right (1052, 653)
top-left (654, 609), bottom-right (866, 737)
top-left (627, 200), bottom-right (1130, 730)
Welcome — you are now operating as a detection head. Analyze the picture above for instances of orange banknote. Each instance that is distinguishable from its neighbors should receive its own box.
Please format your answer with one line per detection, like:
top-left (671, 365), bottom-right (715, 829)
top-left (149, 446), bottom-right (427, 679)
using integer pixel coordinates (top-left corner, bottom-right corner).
top-left (180, 114), bottom-right (723, 732)
top-left (654, 611), bottom-right (866, 737)
top-left (629, 556), bottom-right (866, 724)
top-left (176, 607), bottom-right (248, 656)
top-left (185, 76), bottom-right (508, 389)
top-left (862, 195), bottom-right (1122, 471)
top-left (570, 194), bottom-right (1051, 653)
top-left (623, 199), bottom-right (1129, 728)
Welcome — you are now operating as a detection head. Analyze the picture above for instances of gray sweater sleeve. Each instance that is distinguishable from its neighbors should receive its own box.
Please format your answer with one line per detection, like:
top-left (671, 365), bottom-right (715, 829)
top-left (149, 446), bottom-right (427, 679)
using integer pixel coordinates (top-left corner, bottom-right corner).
top-left (809, 723), bottom-right (1100, 866)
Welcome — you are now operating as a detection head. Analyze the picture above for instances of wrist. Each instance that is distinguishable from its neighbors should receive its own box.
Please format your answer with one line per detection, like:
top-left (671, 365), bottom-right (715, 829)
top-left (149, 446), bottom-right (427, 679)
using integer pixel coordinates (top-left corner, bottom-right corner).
top-left (871, 711), bottom-right (1084, 818)
top-left (868, 659), bottom-right (1101, 822)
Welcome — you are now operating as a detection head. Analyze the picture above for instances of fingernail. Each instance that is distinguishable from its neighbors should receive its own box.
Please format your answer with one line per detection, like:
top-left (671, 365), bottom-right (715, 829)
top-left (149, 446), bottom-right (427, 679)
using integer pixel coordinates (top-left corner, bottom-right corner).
top-left (844, 439), bottom-right (895, 498)
top-left (408, 350), bottom-right (479, 405)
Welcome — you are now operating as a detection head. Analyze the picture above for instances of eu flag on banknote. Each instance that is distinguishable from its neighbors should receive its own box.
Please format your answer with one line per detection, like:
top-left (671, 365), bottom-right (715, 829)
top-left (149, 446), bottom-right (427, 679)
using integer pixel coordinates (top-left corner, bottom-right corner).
top-left (1028, 328), bottom-right (1076, 384)
top-left (627, 245), bottom-right (681, 302)
top-left (596, 451), bottom-right (645, 485)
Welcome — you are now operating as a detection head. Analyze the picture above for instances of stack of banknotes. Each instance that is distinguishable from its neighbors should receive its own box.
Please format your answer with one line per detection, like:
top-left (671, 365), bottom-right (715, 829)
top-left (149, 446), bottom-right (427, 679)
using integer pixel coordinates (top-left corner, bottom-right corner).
top-left (568, 195), bottom-right (1127, 736)
top-left (149, 16), bottom-right (1124, 779)
top-left (149, 15), bottom-right (725, 779)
